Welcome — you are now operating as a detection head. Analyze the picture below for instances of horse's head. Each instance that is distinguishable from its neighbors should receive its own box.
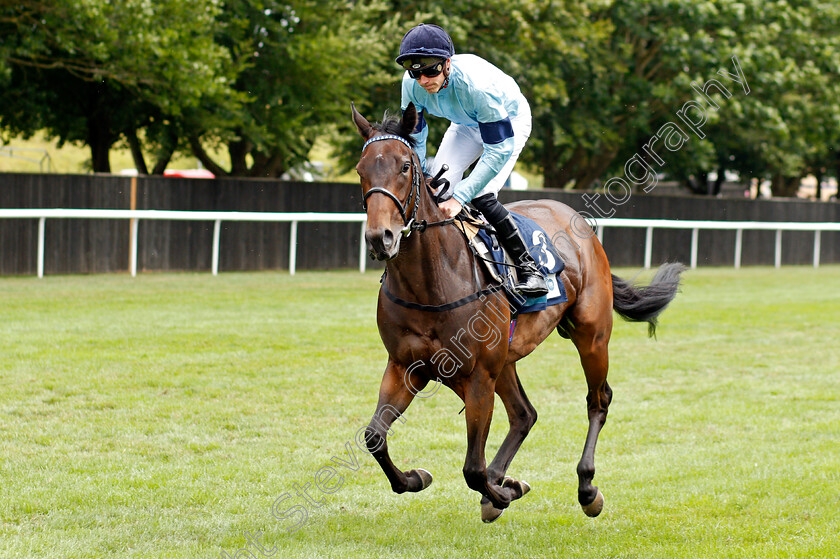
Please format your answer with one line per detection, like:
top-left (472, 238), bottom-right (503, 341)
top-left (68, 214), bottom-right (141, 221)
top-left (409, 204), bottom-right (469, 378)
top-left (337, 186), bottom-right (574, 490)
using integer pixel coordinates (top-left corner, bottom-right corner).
top-left (352, 103), bottom-right (421, 261)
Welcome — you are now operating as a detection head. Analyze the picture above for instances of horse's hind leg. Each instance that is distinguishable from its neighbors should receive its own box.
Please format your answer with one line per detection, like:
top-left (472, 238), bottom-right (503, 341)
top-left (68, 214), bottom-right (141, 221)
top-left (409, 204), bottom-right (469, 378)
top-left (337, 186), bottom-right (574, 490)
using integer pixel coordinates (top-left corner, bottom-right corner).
top-left (480, 364), bottom-right (537, 522)
top-left (461, 369), bottom-right (520, 518)
top-left (486, 364), bottom-right (537, 485)
top-left (364, 359), bottom-right (433, 494)
top-left (569, 314), bottom-right (613, 517)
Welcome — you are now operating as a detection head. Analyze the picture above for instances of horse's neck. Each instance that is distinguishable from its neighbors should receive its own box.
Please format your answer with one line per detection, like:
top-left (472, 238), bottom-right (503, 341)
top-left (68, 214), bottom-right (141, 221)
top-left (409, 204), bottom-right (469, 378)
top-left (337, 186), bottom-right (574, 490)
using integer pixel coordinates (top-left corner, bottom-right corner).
top-left (385, 221), bottom-right (479, 305)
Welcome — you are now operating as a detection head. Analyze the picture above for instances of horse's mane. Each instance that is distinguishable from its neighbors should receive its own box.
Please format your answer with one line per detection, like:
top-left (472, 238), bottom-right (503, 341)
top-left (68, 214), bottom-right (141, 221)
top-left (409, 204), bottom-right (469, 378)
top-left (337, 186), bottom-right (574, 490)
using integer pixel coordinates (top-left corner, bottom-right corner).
top-left (373, 111), bottom-right (417, 148)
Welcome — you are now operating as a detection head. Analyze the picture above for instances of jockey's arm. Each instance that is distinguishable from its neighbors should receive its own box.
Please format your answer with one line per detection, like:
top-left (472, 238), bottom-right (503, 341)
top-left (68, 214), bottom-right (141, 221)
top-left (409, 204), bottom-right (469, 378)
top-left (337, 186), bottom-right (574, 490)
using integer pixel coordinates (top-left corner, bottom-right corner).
top-left (451, 127), bottom-right (515, 205)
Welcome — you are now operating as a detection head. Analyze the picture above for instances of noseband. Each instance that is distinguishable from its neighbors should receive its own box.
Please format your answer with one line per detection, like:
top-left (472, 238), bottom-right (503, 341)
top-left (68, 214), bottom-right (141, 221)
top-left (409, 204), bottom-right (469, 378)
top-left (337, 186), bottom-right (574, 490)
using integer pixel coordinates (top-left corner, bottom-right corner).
top-left (361, 134), bottom-right (451, 237)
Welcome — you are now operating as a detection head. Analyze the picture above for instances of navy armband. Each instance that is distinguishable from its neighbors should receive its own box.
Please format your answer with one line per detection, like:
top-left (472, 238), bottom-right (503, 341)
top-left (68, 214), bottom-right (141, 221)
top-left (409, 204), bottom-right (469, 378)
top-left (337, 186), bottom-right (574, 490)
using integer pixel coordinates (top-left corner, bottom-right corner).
top-left (478, 118), bottom-right (514, 145)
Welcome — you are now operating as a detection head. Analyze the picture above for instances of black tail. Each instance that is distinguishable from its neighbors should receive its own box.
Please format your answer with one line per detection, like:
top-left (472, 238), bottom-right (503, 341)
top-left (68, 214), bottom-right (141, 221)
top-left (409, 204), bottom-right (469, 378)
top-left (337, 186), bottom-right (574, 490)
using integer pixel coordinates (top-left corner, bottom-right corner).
top-left (611, 263), bottom-right (686, 337)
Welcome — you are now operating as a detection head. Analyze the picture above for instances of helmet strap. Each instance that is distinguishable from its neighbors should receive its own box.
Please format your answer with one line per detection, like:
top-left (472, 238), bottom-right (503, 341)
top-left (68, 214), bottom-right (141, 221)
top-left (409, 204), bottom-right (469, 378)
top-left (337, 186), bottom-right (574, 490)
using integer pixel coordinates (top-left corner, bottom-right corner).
top-left (441, 59), bottom-right (452, 90)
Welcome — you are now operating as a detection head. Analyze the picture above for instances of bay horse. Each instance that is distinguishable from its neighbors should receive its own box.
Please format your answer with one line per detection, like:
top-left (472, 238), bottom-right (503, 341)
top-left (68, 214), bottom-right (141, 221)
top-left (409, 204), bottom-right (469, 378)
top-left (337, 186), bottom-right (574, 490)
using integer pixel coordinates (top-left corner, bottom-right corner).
top-left (352, 102), bottom-right (684, 522)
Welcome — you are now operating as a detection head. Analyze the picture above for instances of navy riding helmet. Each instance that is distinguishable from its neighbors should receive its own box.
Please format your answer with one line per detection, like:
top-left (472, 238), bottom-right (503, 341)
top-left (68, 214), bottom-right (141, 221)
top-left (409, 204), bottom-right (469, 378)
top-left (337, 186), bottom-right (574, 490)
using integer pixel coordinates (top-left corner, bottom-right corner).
top-left (395, 24), bottom-right (455, 67)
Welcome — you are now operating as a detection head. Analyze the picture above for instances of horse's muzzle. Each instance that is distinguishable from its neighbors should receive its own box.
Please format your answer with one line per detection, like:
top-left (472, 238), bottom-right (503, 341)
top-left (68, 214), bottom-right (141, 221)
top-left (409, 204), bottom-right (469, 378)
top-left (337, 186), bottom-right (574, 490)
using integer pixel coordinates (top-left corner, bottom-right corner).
top-left (365, 227), bottom-right (400, 261)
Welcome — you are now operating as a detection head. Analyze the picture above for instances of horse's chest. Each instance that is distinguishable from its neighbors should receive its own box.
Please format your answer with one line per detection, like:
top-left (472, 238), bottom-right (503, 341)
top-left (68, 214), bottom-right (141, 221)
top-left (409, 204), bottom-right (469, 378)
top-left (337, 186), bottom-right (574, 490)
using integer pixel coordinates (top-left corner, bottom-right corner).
top-left (379, 313), bottom-right (505, 373)
top-left (380, 325), bottom-right (445, 361)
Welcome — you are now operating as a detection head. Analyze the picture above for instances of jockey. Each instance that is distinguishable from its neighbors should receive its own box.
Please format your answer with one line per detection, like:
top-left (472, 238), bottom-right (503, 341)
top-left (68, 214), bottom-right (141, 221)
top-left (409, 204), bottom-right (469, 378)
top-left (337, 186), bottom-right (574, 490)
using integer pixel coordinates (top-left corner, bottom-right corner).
top-left (396, 23), bottom-right (548, 298)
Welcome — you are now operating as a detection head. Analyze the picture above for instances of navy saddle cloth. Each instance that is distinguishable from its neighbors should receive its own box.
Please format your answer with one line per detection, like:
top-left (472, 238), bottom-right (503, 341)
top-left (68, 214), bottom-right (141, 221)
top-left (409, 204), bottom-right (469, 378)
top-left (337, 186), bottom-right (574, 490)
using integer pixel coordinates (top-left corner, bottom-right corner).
top-left (475, 212), bottom-right (567, 315)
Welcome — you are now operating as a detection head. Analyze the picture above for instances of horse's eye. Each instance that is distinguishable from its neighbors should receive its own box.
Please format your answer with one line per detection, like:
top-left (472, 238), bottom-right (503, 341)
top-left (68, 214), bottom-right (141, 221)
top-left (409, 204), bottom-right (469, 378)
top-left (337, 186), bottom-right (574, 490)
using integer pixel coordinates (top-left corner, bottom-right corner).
top-left (401, 162), bottom-right (411, 173)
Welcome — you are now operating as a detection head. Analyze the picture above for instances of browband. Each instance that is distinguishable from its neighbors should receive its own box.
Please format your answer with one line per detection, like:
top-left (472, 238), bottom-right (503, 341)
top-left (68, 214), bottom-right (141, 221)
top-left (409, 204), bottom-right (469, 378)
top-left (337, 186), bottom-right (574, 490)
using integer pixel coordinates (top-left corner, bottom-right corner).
top-left (362, 134), bottom-right (413, 152)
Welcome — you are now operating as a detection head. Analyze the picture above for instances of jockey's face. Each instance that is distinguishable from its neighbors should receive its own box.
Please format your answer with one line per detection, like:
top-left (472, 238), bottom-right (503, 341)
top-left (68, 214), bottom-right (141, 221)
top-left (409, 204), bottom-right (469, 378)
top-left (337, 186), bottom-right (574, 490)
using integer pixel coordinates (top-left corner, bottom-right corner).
top-left (417, 60), bottom-right (450, 94)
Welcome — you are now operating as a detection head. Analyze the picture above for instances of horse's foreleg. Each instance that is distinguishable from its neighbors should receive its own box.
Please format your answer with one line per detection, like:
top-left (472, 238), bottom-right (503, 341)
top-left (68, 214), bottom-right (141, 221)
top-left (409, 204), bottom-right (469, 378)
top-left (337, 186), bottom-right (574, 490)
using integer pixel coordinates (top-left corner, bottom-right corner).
top-left (461, 371), bottom-right (519, 521)
top-left (365, 360), bottom-right (433, 494)
top-left (571, 326), bottom-right (612, 517)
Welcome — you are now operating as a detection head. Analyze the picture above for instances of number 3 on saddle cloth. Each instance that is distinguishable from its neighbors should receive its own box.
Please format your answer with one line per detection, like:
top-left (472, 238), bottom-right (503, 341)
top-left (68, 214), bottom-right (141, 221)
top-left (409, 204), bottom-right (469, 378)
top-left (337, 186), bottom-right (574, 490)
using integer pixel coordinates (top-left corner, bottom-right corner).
top-left (466, 212), bottom-right (567, 316)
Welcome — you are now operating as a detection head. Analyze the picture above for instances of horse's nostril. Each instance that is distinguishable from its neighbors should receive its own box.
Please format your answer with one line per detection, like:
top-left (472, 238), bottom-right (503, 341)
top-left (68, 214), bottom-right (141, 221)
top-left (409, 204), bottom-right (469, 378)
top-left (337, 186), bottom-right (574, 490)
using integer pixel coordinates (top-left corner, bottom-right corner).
top-left (382, 229), bottom-right (395, 249)
top-left (364, 227), bottom-right (397, 258)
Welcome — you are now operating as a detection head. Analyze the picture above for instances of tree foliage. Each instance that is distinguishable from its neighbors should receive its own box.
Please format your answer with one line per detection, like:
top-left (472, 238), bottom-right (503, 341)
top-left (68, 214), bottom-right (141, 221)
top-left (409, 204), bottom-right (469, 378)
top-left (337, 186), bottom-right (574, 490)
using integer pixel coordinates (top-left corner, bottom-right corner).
top-left (1, 0), bottom-right (839, 196)
top-left (188, 0), bottom-right (398, 177)
top-left (0, 0), bottom-right (238, 173)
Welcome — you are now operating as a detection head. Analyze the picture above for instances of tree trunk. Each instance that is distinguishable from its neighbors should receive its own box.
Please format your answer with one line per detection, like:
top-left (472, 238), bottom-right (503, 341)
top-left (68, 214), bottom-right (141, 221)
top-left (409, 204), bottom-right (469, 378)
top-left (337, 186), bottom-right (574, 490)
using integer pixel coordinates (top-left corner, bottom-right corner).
top-left (544, 145), bottom-right (585, 189)
top-left (814, 169), bottom-right (823, 201)
top-left (770, 174), bottom-right (801, 197)
top-left (250, 151), bottom-right (286, 178)
top-left (87, 119), bottom-right (112, 173)
top-left (85, 79), bottom-right (114, 173)
top-left (836, 150), bottom-right (840, 199)
top-left (151, 126), bottom-right (178, 175)
top-left (228, 132), bottom-right (252, 176)
top-left (543, 160), bottom-right (576, 189)
top-left (712, 167), bottom-right (725, 196)
top-left (538, 118), bottom-right (581, 189)
top-left (126, 128), bottom-right (149, 175)
top-left (684, 171), bottom-right (710, 195)
top-left (189, 136), bottom-right (229, 177)
top-left (572, 148), bottom-right (618, 191)
top-left (150, 143), bottom-right (177, 176)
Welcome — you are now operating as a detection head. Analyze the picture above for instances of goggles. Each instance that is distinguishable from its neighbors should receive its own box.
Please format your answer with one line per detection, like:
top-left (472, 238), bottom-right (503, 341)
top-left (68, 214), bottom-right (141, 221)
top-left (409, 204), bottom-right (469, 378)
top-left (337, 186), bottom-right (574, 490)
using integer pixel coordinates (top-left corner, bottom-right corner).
top-left (403, 58), bottom-right (445, 79)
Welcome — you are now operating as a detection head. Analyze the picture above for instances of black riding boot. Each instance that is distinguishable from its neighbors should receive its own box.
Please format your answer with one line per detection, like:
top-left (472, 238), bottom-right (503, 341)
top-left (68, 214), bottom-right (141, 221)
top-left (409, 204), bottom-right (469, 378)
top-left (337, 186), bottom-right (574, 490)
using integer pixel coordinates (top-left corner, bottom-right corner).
top-left (494, 215), bottom-right (549, 298)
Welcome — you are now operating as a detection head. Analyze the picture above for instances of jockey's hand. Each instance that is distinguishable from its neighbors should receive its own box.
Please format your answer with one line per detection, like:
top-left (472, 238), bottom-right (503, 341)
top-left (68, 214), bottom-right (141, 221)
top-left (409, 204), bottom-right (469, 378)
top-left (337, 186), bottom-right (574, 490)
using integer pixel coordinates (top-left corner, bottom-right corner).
top-left (438, 198), bottom-right (463, 219)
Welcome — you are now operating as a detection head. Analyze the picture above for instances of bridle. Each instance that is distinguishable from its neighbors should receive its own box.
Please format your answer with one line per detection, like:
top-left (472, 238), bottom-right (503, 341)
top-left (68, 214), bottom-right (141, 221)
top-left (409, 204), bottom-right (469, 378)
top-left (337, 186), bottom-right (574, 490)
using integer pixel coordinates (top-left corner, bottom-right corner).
top-left (361, 134), bottom-right (453, 237)
top-left (360, 133), bottom-right (504, 313)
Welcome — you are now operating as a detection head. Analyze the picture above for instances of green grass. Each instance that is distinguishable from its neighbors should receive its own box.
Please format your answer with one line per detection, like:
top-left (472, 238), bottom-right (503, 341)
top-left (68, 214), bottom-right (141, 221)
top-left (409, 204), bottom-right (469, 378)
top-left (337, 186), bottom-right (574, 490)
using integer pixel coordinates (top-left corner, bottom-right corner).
top-left (1, 267), bottom-right (838, 558)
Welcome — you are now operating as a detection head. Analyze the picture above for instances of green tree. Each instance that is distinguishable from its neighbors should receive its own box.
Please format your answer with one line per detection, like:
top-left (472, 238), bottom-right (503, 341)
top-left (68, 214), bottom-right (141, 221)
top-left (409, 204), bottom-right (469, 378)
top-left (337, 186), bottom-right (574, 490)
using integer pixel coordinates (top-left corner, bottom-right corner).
top-left (186, 0), bottom-right (399, 177)
top-left (703, 0), bottom-right (840, 197)
top-left (378, 0), bottom-right (840, 199)
top-left (4, 0), bottom-right (839, 195)
top-left (334, 0), bottom-right (603, 178)
top-left (527, 0), bottom-right (840, 197)
top-left (0, 0), bottom-right (238, 173)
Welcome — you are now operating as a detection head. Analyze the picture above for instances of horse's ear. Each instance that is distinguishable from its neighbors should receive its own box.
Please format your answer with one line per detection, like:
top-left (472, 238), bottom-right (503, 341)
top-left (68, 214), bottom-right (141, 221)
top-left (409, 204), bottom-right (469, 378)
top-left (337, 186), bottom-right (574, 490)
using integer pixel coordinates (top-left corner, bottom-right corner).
top-left (351, 102), bottom-right (374, 140)
top-left (401, 103), bottom-right (419, 137)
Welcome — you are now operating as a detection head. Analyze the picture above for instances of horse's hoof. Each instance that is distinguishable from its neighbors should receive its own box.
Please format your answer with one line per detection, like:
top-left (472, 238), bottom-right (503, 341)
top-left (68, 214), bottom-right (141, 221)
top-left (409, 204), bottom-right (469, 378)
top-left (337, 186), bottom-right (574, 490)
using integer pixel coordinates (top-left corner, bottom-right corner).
top-left (480, 496), bottom-right (505, 523)
top-left (411, 468), bottom-right (434, 490)
top-left (502, 477), bottom-right (531, 500)
top-left (581, 489), bottom-right (604, 517)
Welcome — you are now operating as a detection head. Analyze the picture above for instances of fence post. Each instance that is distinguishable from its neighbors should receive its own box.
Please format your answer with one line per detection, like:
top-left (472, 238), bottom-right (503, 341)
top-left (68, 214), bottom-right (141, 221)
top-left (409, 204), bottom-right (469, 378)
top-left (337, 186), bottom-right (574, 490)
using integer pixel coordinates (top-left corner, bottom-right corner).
top-left (734, 229), bottom-right (742, 269)
top-left (212, 219), bottom-right (222, 276)
top-left (690, 228), bottom-right (699, 269)
top-left (644, 226), bottom-right (653, 269)
top-left (37, 217), bottom-right (45, 279)
top-left (129, 176), bottom-right (137, 277)
top-left (359, 221), bottom-right (367, 273)
top-left (289, 220), bottom-right (298, 275)
top-left (774, 229), bottom-right (782, 269)
top-left (813, 230), bottom-right (821, 268)
top-left (130, 218), bottom-right (138, 277)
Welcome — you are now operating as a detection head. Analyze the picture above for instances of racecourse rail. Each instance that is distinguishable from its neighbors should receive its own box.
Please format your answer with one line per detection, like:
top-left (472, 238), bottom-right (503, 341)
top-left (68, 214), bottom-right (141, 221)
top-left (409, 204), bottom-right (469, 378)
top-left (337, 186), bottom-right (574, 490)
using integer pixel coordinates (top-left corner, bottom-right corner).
top-left (1, 209), bottom-right (839, 278)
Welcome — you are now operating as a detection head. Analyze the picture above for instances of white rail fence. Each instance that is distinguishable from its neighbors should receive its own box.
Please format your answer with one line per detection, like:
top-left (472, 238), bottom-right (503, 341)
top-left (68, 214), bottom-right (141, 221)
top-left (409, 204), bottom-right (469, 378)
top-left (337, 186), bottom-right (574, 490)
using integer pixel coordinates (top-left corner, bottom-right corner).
top-left (0, 209), bottom-right (838, 278)
top-left (592, 217), bottom-right (840, 270)
top-left (0, 209), bottom-right (366, 278)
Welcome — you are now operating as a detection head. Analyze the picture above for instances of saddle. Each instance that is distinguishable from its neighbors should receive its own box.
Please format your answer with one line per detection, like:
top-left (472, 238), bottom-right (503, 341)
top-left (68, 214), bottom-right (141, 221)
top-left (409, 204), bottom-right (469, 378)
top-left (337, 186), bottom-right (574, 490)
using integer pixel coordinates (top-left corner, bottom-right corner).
top-left (455, 208), bottom-right (568, 315)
